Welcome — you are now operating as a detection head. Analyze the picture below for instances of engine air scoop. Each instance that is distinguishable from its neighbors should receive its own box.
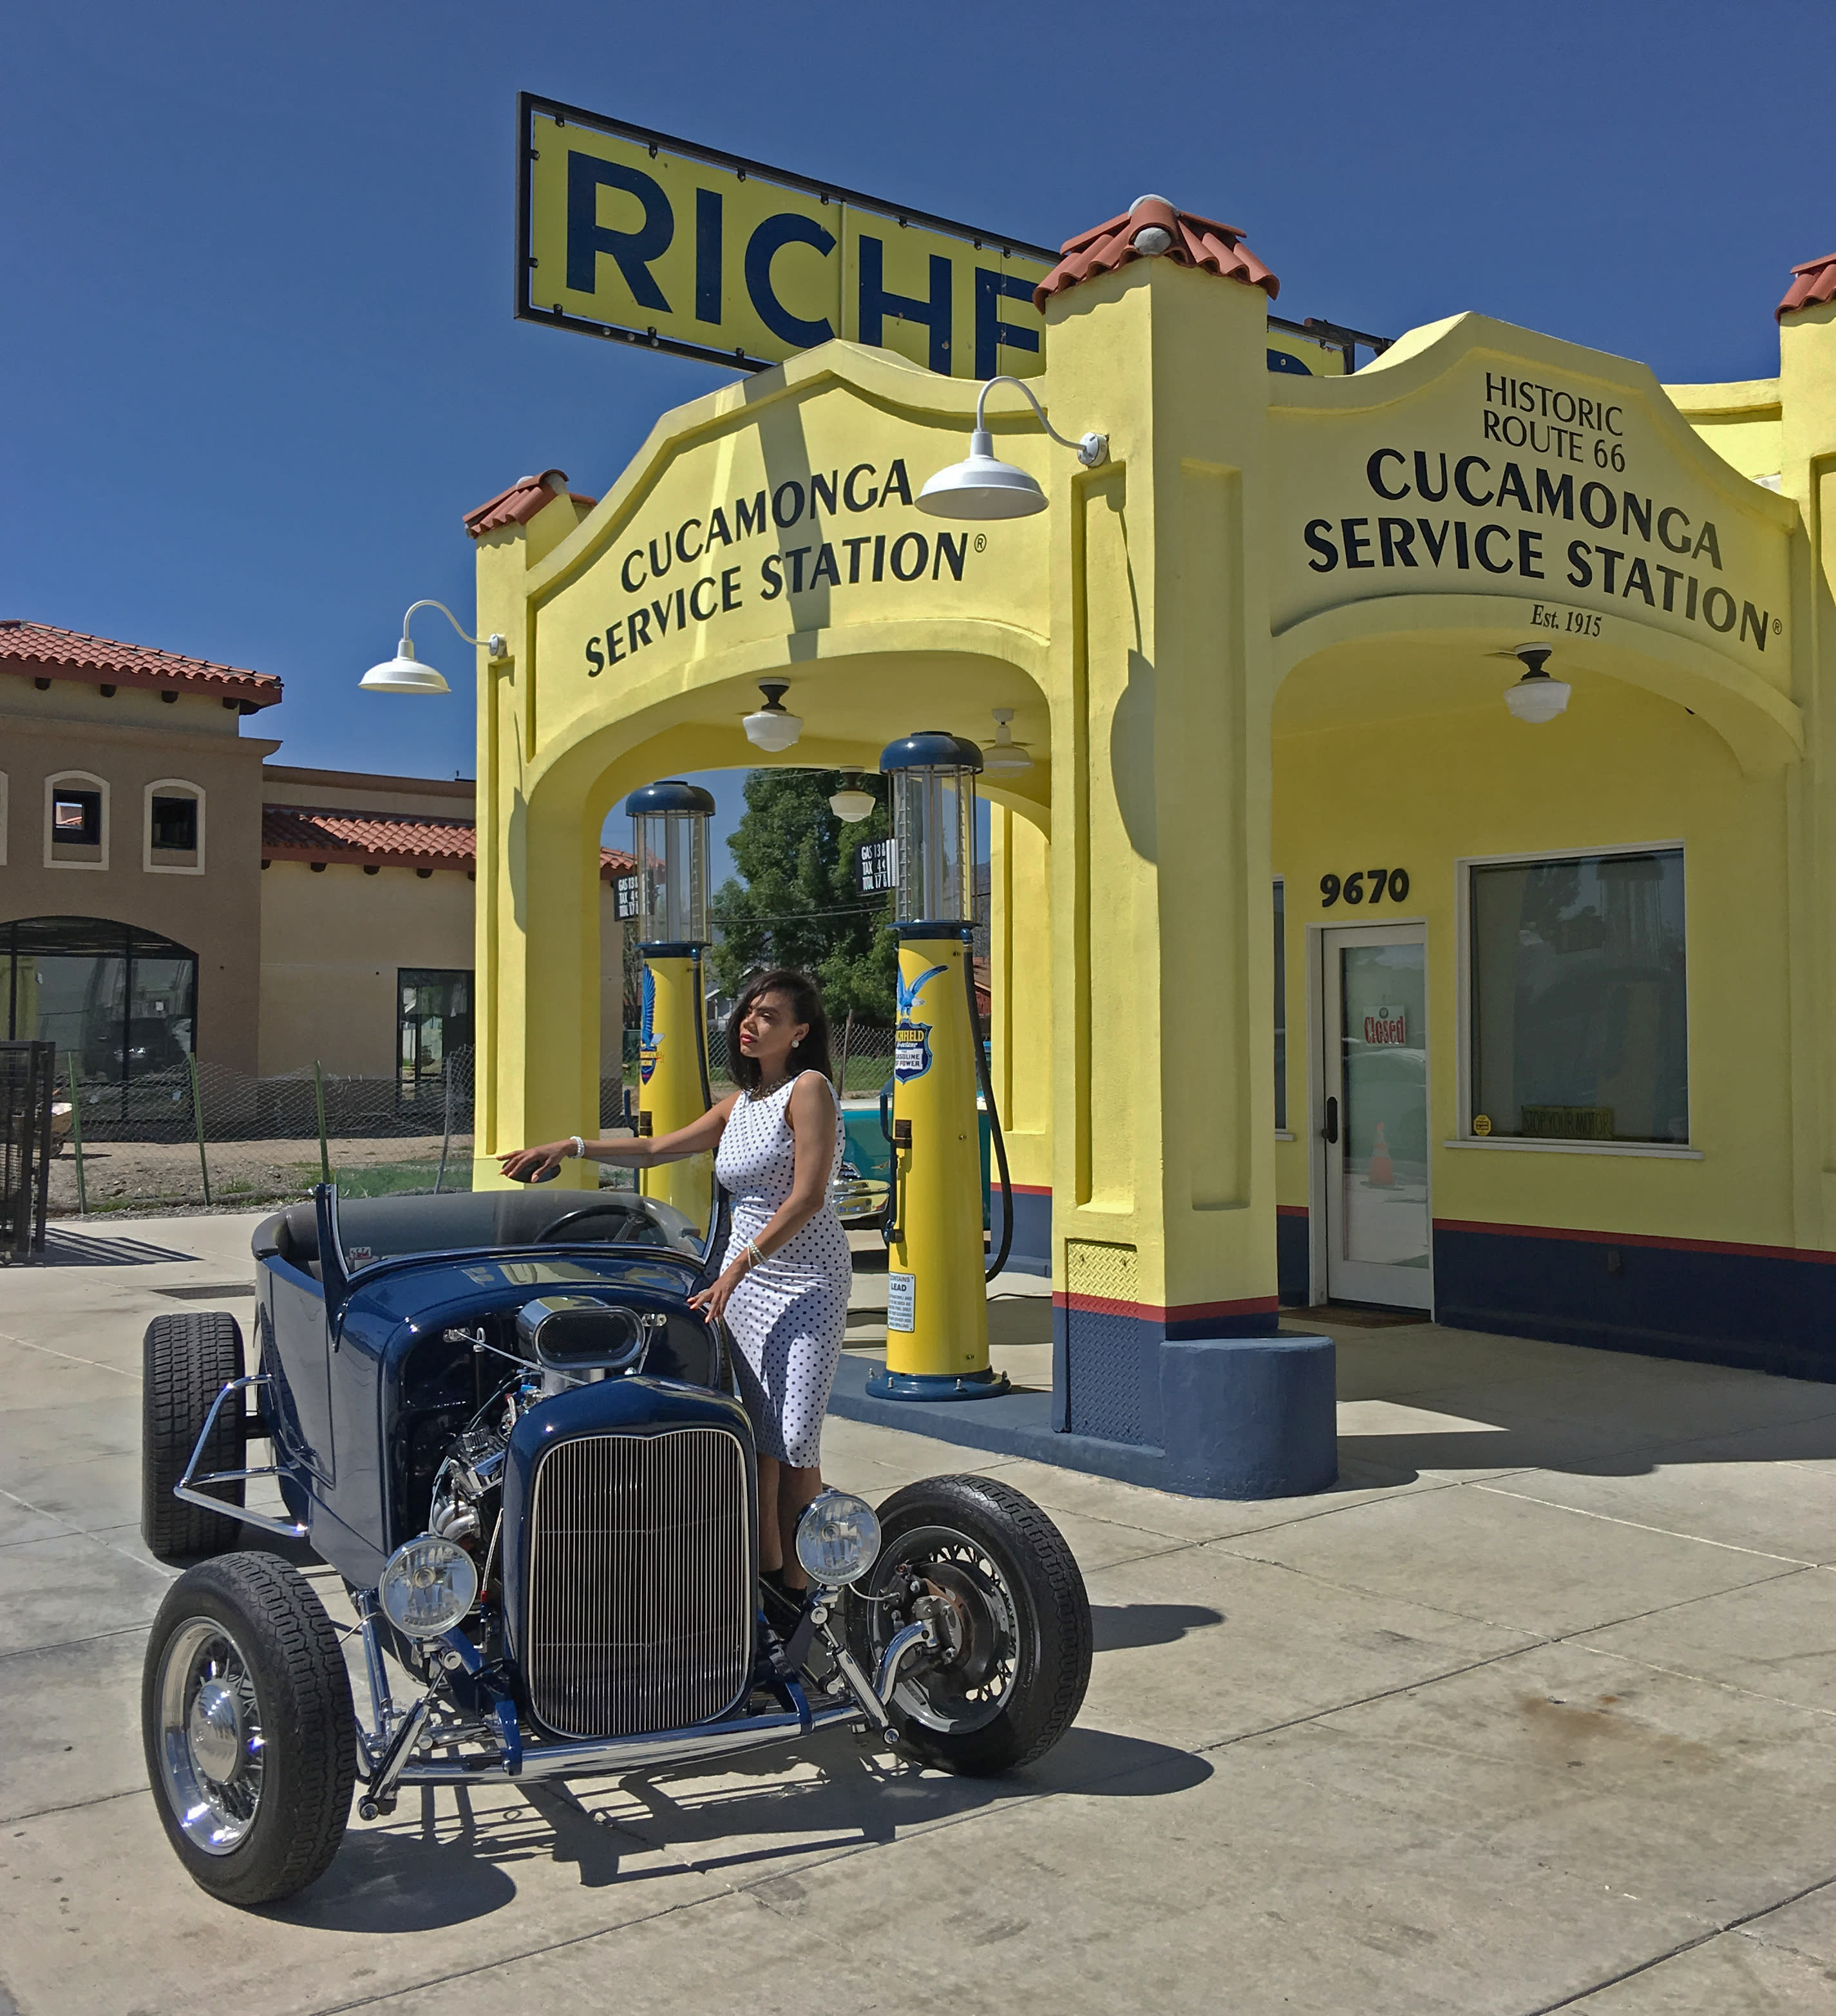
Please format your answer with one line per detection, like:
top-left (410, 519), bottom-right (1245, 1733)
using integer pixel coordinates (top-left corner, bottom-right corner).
top-left (516, 1295), bottom-right (655, 1375)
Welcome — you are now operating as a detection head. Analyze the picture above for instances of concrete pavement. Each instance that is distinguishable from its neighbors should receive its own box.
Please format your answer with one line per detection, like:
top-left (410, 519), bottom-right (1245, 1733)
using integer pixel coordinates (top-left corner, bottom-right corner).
top-left (3, 1212), bottom-right (1836, 2011)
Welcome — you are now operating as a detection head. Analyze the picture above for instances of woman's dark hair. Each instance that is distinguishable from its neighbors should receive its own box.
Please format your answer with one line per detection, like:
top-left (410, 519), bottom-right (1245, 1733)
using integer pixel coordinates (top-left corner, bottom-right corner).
top-left (725, 968), bottom-right (833, 1090)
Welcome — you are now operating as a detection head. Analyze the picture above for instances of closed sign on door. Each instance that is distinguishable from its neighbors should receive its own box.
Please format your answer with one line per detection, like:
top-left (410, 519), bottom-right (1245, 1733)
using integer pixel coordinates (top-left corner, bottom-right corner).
top-left (1364, 1005), bottom-right (1408, 1046)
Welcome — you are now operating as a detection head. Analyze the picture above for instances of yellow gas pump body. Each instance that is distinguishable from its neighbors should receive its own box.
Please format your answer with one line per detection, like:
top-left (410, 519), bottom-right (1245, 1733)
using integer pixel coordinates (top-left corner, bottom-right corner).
top-left (638, 951), bottom-right (714, 1232)
top-left (882, 935), bottom-right (998, 1390)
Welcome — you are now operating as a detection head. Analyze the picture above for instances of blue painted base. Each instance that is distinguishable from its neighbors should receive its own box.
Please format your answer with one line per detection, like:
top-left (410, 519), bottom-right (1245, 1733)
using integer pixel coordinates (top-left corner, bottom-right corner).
top-left (1276, 1209), bottom-right (1311, 1306)
top-left (864, 1365), bottom-right (1014, 1402)
top-left (833, 1331), bottom-right (1338, 1500)
top-left (1434, 1224), bottom-right (1836, 1384)
top-left (1002, 1190), bottom-right (1054, 1277)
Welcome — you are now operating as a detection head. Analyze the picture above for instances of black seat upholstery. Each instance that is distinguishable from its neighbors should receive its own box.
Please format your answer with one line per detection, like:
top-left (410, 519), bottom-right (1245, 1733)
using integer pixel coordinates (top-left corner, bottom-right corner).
top-left (251, 1189), bottom-right (701, 1272)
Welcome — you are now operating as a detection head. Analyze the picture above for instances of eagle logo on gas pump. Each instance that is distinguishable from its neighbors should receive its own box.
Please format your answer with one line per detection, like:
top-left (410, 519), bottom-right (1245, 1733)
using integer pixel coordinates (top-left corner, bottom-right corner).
top-left (639, 965), bottom-right (660, 1085)
top-left (894, 962), bottom-right (949, 1083)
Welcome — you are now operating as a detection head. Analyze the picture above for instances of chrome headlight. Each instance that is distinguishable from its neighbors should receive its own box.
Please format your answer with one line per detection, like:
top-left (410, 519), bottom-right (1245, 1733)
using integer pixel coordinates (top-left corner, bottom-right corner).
top-left (379, 1534), bottom-right (478, 1638)
top-left (794, 1488), bottom-right (882, 1587)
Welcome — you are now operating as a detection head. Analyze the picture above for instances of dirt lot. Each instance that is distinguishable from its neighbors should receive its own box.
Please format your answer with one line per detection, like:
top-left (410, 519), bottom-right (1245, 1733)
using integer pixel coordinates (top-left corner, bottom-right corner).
top-left (45, 1134), bottom-right (471, 1215)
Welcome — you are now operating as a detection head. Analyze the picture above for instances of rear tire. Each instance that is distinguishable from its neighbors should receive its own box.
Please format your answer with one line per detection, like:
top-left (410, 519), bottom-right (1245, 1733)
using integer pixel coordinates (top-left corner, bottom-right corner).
top-left (847, 1474), bottom-right (1092, 1775)
top-left (142, 1552), bottom-right (355, 1906)
top-left (142, 1311), bottom-right (245, 1560)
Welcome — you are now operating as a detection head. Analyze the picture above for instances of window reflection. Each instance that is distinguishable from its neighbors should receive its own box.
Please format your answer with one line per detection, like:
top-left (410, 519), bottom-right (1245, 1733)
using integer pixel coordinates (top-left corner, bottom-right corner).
top-left (1, 918), bottom-right (197, 1084)
top-left (1470, 851), bottom-right (1688, 1143)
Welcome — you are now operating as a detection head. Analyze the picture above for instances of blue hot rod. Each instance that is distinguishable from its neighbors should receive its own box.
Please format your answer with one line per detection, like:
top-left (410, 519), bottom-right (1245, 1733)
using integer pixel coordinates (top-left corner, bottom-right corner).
top-left (139, 1184), bottom-right (1091, 1905)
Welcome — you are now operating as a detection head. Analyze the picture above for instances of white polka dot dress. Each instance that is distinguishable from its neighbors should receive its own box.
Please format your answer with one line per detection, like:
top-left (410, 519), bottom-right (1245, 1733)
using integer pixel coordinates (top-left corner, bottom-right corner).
top-left (714, 1071), bottom-right (850, 1467)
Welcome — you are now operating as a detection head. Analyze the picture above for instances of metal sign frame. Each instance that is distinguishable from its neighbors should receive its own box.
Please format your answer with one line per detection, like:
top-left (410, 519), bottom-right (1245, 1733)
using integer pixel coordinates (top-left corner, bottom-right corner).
top-left (515, 92), bottom-right (1061, 373)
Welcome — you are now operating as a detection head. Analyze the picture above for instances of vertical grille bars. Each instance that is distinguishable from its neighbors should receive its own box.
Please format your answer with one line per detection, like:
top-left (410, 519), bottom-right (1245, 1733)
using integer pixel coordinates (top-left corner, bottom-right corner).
top-left (525, 1427), bottom-right (753, 1739)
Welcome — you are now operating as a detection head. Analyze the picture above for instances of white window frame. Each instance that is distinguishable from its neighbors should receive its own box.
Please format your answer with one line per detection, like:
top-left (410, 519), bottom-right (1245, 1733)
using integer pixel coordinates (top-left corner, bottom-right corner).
top-left (144, 778), bottom-right (206, 875)
top-left (1452, 839), bottom-right (1699, 1159)
top-left (44, 770), bottom-right (109, 871)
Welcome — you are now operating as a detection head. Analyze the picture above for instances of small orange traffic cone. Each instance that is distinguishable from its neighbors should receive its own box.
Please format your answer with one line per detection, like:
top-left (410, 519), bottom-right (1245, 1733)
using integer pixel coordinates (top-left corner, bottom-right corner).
top-left (1368, 1120), bottom-right (1395, 1188)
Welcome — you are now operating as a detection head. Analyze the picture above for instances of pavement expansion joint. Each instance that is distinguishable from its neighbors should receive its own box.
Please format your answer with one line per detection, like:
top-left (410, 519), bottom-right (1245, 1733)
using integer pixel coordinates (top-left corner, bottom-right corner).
top-left (1519, 1865), bottom-right (1836, 2016)
top-left (1570, 1635), bottom-right (1836, 1726)
top-left (1471, 1478), bottom-right (1825, 1567)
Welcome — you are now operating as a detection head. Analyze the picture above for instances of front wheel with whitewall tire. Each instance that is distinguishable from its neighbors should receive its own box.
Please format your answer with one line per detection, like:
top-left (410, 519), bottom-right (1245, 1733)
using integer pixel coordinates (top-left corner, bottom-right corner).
top-left (142, 1552), bottom-right (355, 1906)
top-left (846, 1474), bottom-right (1092, 1775)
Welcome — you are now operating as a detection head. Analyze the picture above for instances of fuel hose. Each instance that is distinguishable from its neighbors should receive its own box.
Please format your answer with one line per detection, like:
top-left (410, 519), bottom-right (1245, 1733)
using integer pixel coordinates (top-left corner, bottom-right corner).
top-left (966, 938), bottom-right (1014, 1282)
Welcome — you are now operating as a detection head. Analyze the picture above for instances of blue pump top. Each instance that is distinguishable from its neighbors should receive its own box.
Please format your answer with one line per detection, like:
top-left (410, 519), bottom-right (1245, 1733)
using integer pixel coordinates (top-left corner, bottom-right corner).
top-left (624, 779), bottom-right (716, 817)
top-left (878, 731), bottom-right (984, 775)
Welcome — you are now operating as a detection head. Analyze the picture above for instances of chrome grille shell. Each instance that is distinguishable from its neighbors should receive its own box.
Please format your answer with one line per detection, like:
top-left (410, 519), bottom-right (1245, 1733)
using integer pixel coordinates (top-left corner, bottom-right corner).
top-left (524, 1424), bottom-right (754, 1740)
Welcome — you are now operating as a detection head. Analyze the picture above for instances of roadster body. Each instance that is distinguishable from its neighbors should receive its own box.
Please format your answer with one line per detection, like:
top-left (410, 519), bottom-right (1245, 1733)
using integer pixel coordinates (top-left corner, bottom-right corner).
top-left (140, 1184), bottom-right (1092, 1905)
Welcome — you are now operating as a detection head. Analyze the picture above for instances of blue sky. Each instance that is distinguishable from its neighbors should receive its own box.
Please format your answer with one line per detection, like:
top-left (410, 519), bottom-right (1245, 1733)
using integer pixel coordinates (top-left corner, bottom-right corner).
top-left (5, 2), bottom-right (1831, 875)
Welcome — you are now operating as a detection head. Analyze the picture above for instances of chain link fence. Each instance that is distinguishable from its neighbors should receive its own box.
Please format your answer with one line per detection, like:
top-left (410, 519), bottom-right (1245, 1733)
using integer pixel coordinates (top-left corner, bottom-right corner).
top-left (705, 1020), bottom-right (895, 1098)
top-left (44, 1050), bottom-right (480, 1219)
top-left (44, 1023), bottom-right (901, 1219)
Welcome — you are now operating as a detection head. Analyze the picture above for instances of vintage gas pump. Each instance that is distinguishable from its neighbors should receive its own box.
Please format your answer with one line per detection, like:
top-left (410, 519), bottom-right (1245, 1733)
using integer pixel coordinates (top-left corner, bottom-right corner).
top-left (870, 733), bottom-right (1012, 1401)
top-left (627, 780), bottom-right (716, 1230)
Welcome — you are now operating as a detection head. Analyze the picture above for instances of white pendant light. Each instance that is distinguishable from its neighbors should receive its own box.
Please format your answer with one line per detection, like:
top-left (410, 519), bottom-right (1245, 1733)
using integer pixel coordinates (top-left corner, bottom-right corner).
top-left (829, 770), bottom-right (876, 821)
top-left (919, 430), bottom-right (1050, 520)
top-left (743, 680), bottom-right (803, 752)
top-left (1504, 645), bottom-right (1571, 724)
top-left (360, 600), bottom-right (505, 696)
top-left (980, 707), bottom-right (1034, 775)
top-left (361, 637), bottom-right (450, 695)
top-left (918, 374), bottom-right (1108, 522)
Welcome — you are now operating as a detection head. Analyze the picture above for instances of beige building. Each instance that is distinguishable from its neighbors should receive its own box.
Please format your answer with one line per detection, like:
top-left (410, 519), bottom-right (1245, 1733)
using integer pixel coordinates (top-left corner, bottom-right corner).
top-left (0, 620), bottom-right (279, 1077)
top-left (1, 622), bottom-right (630, 1093)
top-left (259, 766), bottom-right (630, 1081)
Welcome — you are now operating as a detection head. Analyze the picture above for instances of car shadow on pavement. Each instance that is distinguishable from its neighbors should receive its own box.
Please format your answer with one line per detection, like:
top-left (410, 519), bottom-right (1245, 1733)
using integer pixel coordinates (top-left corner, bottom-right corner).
top-left (1090, 1602), bottom-right (1225, 1652)
top-left (264, 1724), bottom-right (1211, 1930)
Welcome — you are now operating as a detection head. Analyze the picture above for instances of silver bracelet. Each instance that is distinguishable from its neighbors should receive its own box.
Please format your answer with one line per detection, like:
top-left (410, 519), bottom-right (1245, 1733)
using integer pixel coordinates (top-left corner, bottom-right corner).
top-left (569, 1135), bottom-right (585, 1160)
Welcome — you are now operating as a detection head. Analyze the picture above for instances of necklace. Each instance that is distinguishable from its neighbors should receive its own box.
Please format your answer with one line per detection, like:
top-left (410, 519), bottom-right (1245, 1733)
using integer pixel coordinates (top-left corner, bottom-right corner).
top-left (752, 1070), bottom-right (791, 1100)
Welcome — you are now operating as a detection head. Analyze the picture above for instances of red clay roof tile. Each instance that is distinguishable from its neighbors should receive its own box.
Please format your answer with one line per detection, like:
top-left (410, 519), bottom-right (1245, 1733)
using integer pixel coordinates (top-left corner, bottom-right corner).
top-left (1034, 195), bottom-right (1278, 312)
top-left (0, 619), bottom-right (281, 707)
top-left (463, 468), bottom-right (600, 539)
top-left (261, 803), bottom-right (633, 880)
top-left (1778, 253), bottom-right (1836, 321)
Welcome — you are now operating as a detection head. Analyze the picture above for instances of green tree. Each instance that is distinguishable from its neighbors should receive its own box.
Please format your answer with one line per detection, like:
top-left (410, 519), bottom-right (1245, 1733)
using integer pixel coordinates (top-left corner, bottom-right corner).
top-left (710, 770), bottom-right (896, 1022)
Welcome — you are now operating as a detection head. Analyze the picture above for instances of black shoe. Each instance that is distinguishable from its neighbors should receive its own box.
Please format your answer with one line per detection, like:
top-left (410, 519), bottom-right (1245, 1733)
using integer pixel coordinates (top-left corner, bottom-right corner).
top-left (760, 1577), bottom-right (804, 1637)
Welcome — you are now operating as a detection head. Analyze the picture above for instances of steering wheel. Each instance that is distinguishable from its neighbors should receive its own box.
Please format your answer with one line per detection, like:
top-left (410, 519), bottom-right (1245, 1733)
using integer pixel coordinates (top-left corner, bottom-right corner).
top-left (535, 1201), bottom-right (644, 1244)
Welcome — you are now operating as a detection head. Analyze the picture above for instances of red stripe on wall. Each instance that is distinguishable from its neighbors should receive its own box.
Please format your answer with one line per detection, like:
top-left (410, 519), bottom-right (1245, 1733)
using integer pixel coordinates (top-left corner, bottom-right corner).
top-left (1275, 1204), bottom-right (1309, 1219)
top-left (1052, 1291), bottom-right (1282, 1320)
top-left (1008, 1183), bottom-right (1053, 1196)
top-left (1433, 1217), bottom-right (1836, 1267)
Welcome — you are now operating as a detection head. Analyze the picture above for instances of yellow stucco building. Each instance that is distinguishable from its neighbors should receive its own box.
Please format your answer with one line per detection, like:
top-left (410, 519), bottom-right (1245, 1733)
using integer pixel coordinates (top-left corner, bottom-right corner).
top-left (464, 196), bottom-right (1836, 1460)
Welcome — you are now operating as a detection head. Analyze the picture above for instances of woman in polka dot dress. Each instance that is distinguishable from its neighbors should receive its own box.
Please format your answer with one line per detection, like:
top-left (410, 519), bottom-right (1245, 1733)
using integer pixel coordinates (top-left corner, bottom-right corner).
top-left (500, 968), bottom-right (850, 1600)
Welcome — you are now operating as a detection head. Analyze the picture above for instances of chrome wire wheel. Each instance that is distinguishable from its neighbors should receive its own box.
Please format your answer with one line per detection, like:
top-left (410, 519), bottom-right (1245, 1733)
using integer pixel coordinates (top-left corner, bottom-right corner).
top-left (869, 1524), bottom-right (1021, 1736)
top-left (155, 1617), bottom-right (267, 1854)
top-left (846, 1476), bottom-right (1092, 1776)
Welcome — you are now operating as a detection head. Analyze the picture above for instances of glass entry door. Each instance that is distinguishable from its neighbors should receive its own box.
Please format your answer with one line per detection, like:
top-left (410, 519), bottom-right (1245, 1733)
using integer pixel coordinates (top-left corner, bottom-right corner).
top-left (1320, 924), bottom-right (1431, 1309)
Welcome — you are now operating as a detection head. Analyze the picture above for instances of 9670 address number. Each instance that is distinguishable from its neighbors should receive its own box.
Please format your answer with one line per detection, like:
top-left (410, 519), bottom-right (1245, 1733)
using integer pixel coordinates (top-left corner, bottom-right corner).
top-left (1321, 867), bottom-right (1410, 908)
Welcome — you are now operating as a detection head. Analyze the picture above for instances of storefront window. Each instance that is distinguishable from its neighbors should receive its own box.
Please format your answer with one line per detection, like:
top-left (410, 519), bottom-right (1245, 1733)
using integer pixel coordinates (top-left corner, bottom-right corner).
top-left (1470, 850), bottom-right (1687, 1143)
top-left (399, 969), bottom-right (473, 1098)
top-left (1, 917), bottom-right (197, 1079)
top-left (1273, 879), bottom-right (1287, 1131)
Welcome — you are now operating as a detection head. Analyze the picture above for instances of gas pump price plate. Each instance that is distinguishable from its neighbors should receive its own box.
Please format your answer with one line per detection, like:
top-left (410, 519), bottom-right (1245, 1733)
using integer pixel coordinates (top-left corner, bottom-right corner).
top-left (855, 838), bottom-right (896, 897)
top-left (886, 1271), bottom-right (916, 1332)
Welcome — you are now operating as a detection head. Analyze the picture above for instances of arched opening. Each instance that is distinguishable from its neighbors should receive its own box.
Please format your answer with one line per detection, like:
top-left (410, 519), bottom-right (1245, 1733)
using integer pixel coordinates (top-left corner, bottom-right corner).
top-left (1269, 609), bottom-right (1788, 1316)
